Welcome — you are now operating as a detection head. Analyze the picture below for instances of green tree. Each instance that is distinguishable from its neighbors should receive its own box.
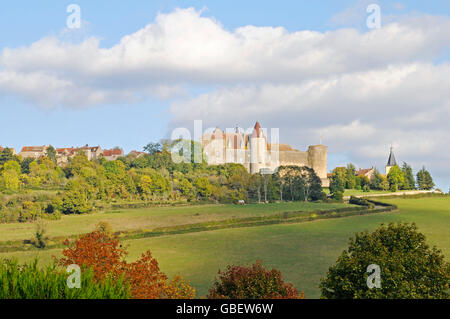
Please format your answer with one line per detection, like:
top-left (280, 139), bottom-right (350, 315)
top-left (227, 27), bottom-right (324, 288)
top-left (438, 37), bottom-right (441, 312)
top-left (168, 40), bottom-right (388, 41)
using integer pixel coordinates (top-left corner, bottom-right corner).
top-left (416, 166), bottom-right (435, 190)
top-left (46, 145), bottom-right (57, 164)
top-left (143, 142), bottom-right (162, 156)
top-left (329, 167), bottom-right (346, 194)
top-left (345, 164), bottom-right (356, 189)
top-left (0, 148), bottom-right (19, 166)
top-left (401, 162), bottom-right (415, 190)
top-left (387, 165), bottom-right (404, 192)
top-left (369, 169), bottom-right (383, 190)
top-left (194, 177), bottom-right (212, 199)
top-left (61, 180), bottom-right (94, 214)
top-left (320, 223), bottom-right (450, 299)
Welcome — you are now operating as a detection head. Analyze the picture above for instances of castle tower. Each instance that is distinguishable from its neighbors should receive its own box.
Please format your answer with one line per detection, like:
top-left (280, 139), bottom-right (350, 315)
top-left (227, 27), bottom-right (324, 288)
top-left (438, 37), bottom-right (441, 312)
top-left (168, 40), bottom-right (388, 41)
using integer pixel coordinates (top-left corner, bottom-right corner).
top-left (250, 121), bottom-right (267, 174)
top-left (385, 146), bottom-right (397, 175)
top-left (307, 145), bottom-right (327, 180)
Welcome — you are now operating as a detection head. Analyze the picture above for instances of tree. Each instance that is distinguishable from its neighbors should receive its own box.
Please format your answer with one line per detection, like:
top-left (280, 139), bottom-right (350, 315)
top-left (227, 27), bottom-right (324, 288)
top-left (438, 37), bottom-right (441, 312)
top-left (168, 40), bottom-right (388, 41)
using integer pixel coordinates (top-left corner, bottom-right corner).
top-left (401, 162), bottom-right (415, 190)
top-left (143, 142), bottom-right (162, 156)
top-left (195, 177), bottom-right (212, 199)
top-left (59, 230), bottom-right (195, 299)
top-left (0, 148), bottom-right (19, 166)
top-left (345, 164), bottom-right (356, 189)
top-left (320, 223), bottom-right (450, 299)
top-left (137, 175), bottom-right (152, 198)
top-left (416, 166), bottom-right (435, 190)
top-left (61, 180), bottom-right (94, 214)
top-left (46, 145), bottom-right (57, 164)
top-left (329, 167), bottom-right (346, 194)
top-left (207, 261), bottom-right (304, 299)
top-left (387, 165), bottom-right (404, 192)
top-left (370, 168), bottom-right (383, 190)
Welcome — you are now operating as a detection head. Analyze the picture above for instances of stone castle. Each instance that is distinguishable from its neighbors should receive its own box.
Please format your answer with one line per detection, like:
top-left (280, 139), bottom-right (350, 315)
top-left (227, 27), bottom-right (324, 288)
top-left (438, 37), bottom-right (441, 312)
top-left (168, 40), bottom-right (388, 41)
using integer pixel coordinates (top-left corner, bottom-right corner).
top-left (201, 122), bottom-right (328, 185)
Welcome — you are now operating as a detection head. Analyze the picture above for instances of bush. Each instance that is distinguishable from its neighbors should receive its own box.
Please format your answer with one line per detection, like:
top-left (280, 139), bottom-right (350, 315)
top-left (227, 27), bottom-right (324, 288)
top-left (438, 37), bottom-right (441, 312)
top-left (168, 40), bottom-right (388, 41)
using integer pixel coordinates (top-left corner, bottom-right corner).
top-left (320, 222), bottom-right (450, 299)
top-left (207, 261), bottom-right (304, 299)
top-left (349, 196), bottom-right (375, 208)
top-left (0, 259), bottom-right (131, 299)
top-left (331, 191), bottom-right (343, 202)
top-left (58, 231), bottom-right (195, 299)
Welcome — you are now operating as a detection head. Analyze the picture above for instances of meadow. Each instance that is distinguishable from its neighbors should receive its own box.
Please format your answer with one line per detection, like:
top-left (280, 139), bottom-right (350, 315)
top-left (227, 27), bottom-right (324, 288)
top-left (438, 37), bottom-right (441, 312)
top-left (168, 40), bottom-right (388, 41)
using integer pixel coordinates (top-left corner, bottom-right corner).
top-left (0, 201), bottom-right (350, 242)
top-left (1, 196), bottom-right (448, 298)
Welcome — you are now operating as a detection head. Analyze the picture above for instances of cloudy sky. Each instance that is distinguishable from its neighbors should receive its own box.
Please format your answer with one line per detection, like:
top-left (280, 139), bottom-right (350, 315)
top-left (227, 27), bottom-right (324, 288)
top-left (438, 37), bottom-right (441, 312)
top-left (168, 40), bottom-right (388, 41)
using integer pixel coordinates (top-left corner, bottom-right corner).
top-left (0, 1), bottom-right (449, 189)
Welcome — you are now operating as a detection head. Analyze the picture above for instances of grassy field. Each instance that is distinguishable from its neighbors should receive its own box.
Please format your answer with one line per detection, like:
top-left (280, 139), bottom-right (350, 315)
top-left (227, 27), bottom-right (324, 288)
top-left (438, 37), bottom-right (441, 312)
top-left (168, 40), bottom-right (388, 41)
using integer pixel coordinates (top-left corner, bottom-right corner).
top-left (322, 188), bottom-right (425, 196)
top-left (0, 201), bottom-right (350, 242)
top-left (2, 196), bottom-right (448, 298)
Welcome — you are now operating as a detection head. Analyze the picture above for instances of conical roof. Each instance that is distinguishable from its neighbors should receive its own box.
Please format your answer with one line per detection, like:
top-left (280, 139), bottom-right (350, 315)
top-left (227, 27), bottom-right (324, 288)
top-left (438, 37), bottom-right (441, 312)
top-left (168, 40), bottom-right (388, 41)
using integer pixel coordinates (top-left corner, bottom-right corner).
top-left (386, 147), bottom-right (397, 166)
top-left (253, 121), bottom-right (263, 137)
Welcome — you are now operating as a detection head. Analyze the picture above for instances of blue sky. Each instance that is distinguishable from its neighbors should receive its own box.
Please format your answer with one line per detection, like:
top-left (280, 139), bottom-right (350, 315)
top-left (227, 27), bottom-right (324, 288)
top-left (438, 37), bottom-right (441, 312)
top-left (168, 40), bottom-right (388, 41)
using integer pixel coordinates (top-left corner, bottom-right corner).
top-left (0, 1), bottom-right (449, 190)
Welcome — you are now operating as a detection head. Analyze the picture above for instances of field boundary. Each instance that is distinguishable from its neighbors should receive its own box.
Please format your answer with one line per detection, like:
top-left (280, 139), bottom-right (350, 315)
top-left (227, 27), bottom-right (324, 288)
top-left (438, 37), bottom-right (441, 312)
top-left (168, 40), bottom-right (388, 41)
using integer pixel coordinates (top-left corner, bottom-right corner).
top-left (0, 200), bottom-right (398, 253)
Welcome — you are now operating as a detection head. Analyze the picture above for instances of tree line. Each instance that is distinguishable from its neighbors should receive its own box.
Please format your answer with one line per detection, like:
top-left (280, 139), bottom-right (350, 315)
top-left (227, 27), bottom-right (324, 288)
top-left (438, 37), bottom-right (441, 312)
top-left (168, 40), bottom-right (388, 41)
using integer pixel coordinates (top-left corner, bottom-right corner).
top-left (329, 163), bottom-right (435, 199)
top-left (0, 143), bottom-right (325, 223)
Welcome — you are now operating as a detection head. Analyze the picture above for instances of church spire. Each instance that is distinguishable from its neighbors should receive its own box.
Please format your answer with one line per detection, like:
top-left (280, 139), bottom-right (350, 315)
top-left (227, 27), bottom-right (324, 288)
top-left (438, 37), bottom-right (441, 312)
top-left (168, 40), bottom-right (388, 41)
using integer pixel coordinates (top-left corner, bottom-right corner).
top-left (386, 146), bottom-right (397, 167)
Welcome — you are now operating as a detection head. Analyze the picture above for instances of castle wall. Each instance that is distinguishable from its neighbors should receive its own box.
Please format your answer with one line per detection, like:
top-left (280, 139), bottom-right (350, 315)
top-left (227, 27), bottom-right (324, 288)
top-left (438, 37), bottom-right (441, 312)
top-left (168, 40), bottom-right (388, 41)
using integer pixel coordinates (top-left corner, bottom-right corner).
top-left (279, 151), bottom-right (308, 167)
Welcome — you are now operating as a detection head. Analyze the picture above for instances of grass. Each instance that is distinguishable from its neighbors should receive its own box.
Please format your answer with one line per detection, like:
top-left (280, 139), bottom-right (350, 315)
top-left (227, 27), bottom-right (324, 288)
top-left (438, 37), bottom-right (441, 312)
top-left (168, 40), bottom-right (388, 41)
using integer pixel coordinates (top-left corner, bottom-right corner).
top-left (2, 196), bottom-right (448, 298)
top-left (322, 188), bottom-right (425, 196)
top-left (0, 201), bottom-right (350, 243)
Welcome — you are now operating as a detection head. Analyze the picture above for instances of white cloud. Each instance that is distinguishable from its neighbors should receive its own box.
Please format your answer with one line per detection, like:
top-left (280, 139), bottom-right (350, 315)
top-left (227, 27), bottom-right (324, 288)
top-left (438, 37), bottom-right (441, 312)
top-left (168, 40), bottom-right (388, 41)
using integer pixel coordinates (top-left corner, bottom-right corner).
top-left (1, 8), bottom-right (450, 107)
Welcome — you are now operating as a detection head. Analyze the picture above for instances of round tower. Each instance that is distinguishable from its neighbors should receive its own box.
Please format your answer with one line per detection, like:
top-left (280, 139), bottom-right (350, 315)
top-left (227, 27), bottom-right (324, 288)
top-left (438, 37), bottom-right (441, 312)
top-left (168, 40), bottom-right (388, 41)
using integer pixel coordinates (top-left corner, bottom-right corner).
top-left (250, 121), bottom-right (267, 174)
top-left (307, 145), bottom-right (327, 180)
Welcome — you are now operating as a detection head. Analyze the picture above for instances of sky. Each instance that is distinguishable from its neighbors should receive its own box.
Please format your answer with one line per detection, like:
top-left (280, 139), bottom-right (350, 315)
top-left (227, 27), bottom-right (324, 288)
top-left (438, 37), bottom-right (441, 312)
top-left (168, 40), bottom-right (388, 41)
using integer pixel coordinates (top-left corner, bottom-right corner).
top-left (0, 1), bottom-right (449, 190)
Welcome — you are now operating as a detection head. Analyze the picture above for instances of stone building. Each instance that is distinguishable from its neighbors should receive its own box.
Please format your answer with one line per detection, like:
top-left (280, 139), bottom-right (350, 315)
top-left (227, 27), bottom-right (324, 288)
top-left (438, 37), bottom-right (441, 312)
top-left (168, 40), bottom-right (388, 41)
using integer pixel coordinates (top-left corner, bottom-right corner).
top-left (19, 146), bottom-right (48, 159)
top-left (103, 148), bottom-right (124, 161)
top-left (201, 121), bottom-right (328, 186)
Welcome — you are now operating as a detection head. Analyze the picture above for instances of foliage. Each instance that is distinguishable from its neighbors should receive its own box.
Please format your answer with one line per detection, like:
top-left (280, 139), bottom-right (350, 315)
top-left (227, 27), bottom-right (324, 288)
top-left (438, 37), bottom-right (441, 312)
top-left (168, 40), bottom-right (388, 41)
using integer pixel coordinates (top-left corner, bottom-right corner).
top-left (401, 162), bottom-right (415, 190)
top-left (34, 219), bottom-right (48, 248)
top-left (329, 167), bottom-right (346, 194)
top-left (58, 230), bottom-right (195, 299)
top-left (0, 259), bottom-right (131, 299)
top-left (207, 261), bottom-right (304, 299)
top-left (387, 165), bottom-right (404, 192)
top-left (416, 166), bottom-right (435, 190)
top-left (320, 222), bottom-right (450, 299)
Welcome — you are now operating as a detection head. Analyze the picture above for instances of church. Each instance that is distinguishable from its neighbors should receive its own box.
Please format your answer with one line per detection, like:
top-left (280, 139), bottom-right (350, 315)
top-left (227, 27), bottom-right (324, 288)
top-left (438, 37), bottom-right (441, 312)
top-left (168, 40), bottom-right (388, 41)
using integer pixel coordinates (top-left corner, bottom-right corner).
top-left (201, 121), bottom-right (328, 186)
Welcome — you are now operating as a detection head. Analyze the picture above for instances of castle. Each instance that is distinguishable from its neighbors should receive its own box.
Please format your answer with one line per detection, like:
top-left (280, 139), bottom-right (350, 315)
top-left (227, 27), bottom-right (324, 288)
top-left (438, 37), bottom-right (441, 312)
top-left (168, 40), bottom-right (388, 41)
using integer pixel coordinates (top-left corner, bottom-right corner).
top-left (201, 122), bottom-right (328, 186)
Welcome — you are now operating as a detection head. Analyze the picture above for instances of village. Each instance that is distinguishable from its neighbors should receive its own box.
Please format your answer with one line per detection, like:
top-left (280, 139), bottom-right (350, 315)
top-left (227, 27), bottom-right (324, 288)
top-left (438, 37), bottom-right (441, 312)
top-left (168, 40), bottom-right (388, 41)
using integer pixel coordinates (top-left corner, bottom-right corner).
top-left (0, 145), bottom-right (146, 165)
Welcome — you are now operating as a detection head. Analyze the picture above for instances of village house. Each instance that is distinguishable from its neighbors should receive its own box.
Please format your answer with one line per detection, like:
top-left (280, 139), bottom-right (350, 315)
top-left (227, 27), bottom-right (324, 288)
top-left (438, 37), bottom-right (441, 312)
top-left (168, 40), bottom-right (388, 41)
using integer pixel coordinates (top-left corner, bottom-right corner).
top-left (19, 145), bottom-right (48, 159)
top-left (0, 146), bottom-right (16, 155)
top-left (128, 150), bottom-right (146, 158)
top-left (356, 167), bottom-right (375, 180)
top-left (103, 148), bottom-right (124, 161)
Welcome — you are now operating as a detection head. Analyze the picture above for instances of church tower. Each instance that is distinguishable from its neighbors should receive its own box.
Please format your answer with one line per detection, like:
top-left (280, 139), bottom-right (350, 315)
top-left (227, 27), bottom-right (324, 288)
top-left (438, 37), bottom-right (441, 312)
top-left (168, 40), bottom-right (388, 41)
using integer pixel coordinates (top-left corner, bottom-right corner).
top-left (385, 146), bottom-right (397, 175)
top-left (250, 121), bottom-right (267, 174)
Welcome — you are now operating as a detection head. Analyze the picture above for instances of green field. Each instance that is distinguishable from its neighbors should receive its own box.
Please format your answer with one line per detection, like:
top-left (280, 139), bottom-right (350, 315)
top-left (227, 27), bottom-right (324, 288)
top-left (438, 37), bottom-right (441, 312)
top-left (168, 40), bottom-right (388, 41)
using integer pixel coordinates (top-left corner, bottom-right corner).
top-left (0, 201), bottom-right (350, 243)
top-left (1, 196), bottom-right (448, 298)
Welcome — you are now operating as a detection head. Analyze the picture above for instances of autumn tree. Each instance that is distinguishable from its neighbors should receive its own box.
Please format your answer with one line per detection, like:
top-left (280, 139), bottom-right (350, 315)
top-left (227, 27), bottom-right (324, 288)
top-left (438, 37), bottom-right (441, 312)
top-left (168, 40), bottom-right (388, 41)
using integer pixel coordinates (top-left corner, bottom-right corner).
top-left (207, 261), bottom-right (304, 299)
top-left (59, 230), bottom-right (195, 299)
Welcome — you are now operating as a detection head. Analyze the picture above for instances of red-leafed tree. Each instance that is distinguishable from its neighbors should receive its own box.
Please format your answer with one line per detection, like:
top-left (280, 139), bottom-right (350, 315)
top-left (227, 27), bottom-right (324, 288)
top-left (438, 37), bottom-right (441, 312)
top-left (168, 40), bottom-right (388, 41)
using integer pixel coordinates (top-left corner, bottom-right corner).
top-left (207, 261), bottom-right (304, 299)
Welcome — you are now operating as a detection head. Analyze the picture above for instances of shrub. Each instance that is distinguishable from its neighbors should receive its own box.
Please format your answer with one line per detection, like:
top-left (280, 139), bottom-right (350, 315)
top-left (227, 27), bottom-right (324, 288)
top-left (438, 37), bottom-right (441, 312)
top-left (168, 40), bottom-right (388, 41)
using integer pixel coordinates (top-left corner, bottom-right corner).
top-left (0, 259), bottom-right (131, 299)
top-left (320, 222), bottom-right (450, 299)
top-left (58, 231), bottom-right (195, 299)
top-left (207, 261), bottom-right (304, 299)
top-left (34, 219), bottom-right (48, 248)
top-left (349, 196), bottom-right (375, 208)
top-left (331, 191), bottom-right (343, 202)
